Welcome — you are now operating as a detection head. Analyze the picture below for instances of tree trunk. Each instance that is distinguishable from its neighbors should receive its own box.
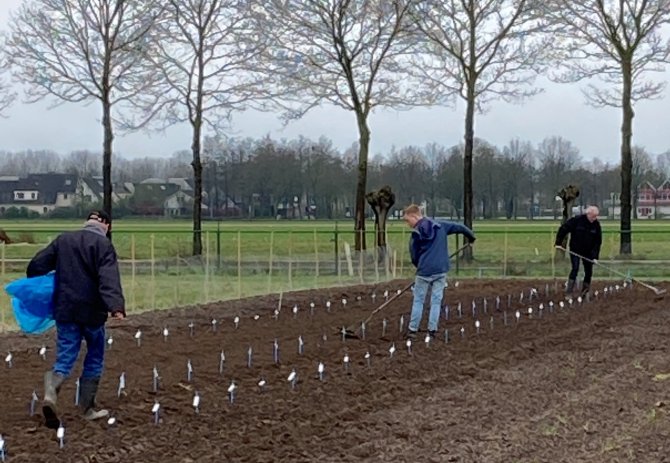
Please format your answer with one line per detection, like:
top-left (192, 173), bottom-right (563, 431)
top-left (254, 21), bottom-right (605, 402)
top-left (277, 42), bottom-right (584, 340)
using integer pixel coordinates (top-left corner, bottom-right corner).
top-left (463, 86), bottom-right (475, 260)
top-left (191, 119), bottom-right (203, 256)
top-left (354, 111), bottom-right (370, 251)
top-left (102, 94), bottom-right (113, 236)
top-left (620, 60), bottom-right (634, 255)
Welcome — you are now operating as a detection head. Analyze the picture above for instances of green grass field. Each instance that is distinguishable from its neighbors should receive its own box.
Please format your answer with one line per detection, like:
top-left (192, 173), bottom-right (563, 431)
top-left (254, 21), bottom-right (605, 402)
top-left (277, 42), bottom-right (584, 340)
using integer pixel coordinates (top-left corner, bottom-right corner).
top-left (1, 218), bottom-right (669, 329)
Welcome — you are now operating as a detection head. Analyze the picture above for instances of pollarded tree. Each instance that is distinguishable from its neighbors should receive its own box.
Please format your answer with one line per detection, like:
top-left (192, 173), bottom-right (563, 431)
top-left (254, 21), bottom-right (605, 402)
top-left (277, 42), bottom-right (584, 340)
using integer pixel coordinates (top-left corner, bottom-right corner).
top-left (5, 0), bottom-right (162, 224)
top-left (543, 0), bottom-right (670, 254)
top-left (259, 0), bottom-right (421, 251)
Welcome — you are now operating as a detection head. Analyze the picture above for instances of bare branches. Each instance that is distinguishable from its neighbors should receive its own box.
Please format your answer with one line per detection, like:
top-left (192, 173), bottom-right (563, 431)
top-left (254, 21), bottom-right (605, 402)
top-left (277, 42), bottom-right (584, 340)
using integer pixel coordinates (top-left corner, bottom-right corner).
top-left (544, 0), bottom-right (670, 107)
top-left (410, 0), bottom-right (550, 111)
top-left (5, 0), bottom-right (161, 109)
top-left (124, 0), bottom-right (269, 133)
top-left (259, 0), bottom-right (421, 121)
top-left (0, 42), bottom-right (16, 116)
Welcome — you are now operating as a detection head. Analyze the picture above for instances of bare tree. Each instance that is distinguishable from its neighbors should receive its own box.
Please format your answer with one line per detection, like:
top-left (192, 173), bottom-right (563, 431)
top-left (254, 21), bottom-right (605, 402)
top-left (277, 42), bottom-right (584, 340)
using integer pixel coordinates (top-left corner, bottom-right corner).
top-left (127, 0), bottom-right (267, 255)
top-left (411, 0), bottom-right (549, 257)
top-left (0, 52), bottom-right (16, 116)
top-left (260, 0), bottom-right (418, 251)
top-left (544, 0), bottom-right (670, 254)
top-left (5, 0), bottom-right (160, 224)
top-left (536, 136), bottom-right (582, 217)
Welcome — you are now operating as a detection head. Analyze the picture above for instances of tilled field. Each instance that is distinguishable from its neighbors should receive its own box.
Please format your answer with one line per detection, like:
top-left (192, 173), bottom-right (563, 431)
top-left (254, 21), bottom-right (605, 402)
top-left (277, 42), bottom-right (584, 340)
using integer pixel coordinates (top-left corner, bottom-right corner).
top-left (1, 278), bottom-right (670, 463)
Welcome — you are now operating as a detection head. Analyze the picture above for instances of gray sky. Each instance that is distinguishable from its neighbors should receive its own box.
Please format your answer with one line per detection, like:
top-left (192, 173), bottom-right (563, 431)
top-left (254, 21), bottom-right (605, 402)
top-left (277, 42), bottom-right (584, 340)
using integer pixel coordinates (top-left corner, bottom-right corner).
top-left (1, 1), bottom-right (669, 163)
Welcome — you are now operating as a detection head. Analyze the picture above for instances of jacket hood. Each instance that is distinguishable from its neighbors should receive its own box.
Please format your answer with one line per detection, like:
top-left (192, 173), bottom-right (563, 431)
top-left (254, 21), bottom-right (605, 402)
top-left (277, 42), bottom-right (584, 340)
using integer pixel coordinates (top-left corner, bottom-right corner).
top-left (414, 218), bottom-right (439, 240)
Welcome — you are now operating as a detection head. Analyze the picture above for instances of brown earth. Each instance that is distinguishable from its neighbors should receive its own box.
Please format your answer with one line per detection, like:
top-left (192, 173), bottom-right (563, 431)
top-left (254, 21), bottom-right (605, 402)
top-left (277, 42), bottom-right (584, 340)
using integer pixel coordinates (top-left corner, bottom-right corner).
top-left (1, 278), bottom-right (670, 463)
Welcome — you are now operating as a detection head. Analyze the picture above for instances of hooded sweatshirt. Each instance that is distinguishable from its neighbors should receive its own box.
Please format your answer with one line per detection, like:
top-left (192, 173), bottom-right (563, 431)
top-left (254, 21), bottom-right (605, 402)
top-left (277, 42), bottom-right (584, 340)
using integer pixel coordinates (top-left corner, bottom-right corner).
top-left (410, 218), bottom-right (475, 277)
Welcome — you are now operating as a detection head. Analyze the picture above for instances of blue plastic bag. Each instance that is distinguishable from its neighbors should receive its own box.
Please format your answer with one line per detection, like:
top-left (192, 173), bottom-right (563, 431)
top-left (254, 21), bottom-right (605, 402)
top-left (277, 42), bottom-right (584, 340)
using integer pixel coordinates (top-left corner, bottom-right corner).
top-left (4, 273), bottom-right (56, 334)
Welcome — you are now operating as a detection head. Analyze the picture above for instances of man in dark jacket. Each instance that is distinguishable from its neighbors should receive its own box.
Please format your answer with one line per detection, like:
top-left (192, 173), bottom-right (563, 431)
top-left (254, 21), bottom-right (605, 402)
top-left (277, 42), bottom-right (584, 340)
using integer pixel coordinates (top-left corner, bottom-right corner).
top-left (27, 211), bottom-right (125, 429)
top-left (403, 204), bottom-right (476, 339)
top-left (555, 205), bottom-right (602, 296)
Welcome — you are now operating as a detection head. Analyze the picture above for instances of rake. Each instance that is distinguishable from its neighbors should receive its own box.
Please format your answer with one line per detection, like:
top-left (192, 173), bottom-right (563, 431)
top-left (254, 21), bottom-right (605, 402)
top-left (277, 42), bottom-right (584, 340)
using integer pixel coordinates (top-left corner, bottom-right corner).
top-left (341, 243), bottom-right (472, 338)
top-left (557, 246), bottom-right (666, 296)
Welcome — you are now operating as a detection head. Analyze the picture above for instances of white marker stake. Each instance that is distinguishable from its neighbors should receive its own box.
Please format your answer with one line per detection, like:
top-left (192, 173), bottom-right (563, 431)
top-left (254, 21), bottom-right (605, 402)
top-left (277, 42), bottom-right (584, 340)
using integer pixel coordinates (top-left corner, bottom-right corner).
top-left (318, 362), bottom-right (325, 381)
top-left (326, 301), bottom-right (331, 313)
top-left (559, 301), bottom-right (565, 309)
top-left (4, 353), bottom-right (12, 368)
top-left (372, 293), bottom-right (377, 302)
top-left (107, 417), bottom-right (117, 427)
top-left (117, 372), bottom-right (126, 398)
top-left (454, 281), bottom-right (459, 288)
top-left (152, 402), bottom-right (160, 425)
top-left (483, 298), bottom-right (488, 314)
top-left (444, 329), bottom-right (449, 344)
top-left (192, 392), bottom-right (200, 414)
top-left (382, 319), bottom-right (388, 337)
top-left (384, 290), bottom-right (389, 300)
top-left (162, 327), bottom-right (169, 342)
top-left (444, 305), bottom-right (450, 320)
top-left (273, 339), bottom-right (280, 365)
top-left (247, 346), bottom-right (253, 368)
top-left (496, 296), bottom-right (501, 311)
top-left (219, 350), bottom-right (226, 375)
top-left (360, 322), bottom-right (366, 340)
top-left (515, 310), bottom-right (521, 323)
top-left (234, 316), bottom-right (240, 329)
top-left (187, 360), bottom-right (193, 382)
top-left (30, 390), bottom-right (38, 416)
top-left (254, 314), bottom-right (260, 321)
top-left (457, 302), bottom-right (462, 318)
top-left (549, 301), bottom-right (554, 313)
top-left (188, 322), bottom-right (195, 337)
top-left (424, 334), bottom-right (431, 348)
top-left (365, 352), bottom-right (371, 368)
top-left (342, 298), bottom-right (347, 307)
top-left (341, 327), bottom-right (347, 342)
top-left (489, 316), bottom-right (494, 330)
top-left (135, 329), bottom-right (142, 347)
top-left (310, 302), bottom-right (315, 316)
top-left (397, 289), bottom-right (402, 295)
top-left (389, 343), bottom-right (396, 358)
top-left (39, 346), bottom-right (47, 360)
top-left (460, 327), bottom-right (465, 338)
top-left (211, 319), bottom-right (218, 332)
top-left (298, 336), bottom-right (304, 356)
top-left (527, 307), bottom-right (533, 318)
top-left (258, 378), bottom-right (267, 393)
top-left (74, 379), bottom-right (80, 406)
top-left (152, 366), bottom-right (160, 392)
top-left (228, 381), bottom-right (237, 404)
top-left (0, 434), bottom-right (5, 462)
top-left (287, 369), bottom-right (297, 390)
top-left (406, 339), bottom-right (413, 355)
top-left (399, 315), bottom-right (404, 334)
top-left (472, 300), bottom-right (476, 318)
top-left (57, 424), bottom-right (65, 448)
top-left (343, 354), bottom-right (350, 373)
top-left (475, 320), bottom-right (481, 335)
top-left (292, 305), bottom-right (298, 319)
top-left (577, 296), bottom-right (582, 305)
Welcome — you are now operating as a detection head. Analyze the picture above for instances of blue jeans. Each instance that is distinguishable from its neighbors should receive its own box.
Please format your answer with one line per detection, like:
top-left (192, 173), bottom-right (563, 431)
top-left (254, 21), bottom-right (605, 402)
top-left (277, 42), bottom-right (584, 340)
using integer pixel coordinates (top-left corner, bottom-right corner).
top-left (569, 254), bottom-right (593, 284)
top-left (409, 274), bottom-right (446, 332)
top-left (53, 322), bottom-right (106, 379)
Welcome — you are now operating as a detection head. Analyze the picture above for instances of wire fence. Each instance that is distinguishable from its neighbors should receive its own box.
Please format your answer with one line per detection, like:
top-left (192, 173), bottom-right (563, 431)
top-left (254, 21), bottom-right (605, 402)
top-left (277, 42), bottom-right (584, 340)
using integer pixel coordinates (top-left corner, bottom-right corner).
top-left (1, 225), bottom-right (669, 330)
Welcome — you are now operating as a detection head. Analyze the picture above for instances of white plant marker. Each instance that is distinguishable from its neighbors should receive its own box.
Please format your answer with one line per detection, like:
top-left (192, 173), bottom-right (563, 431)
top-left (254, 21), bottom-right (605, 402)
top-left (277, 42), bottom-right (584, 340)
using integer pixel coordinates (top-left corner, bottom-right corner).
top-left (151, 401), bottom-right (160, 425)
top-left (30, 390), bottom-right (38, 416)
top-left (211, 319), bottom-right (218, 332)
top-left (298, 336), bottom-right (304, 355)
top-left (424, 334), bottom-right (431, 347)
top-left (162, 327), bottom-right (169, 342)
top-left (0, 434), bottom-right (5, 462)
top-left (397, 289), bottom-right (402, 295)
top-left (74, 379), bottom-right (80, 406)
top-left (549, 301), bottom-right (554, 313)
top-left (4, 352), bottom-right (12, 368)
top-left (444, 304), bottom-right (450, 320)
top-left (134, 329), bottom-right (142, 347)
top-left (188, 321), bottom-right (195, 337)
top-left (258, 378), bottom-right (267, 392)
top-left (360, 322), bottom-right (366, 340)
top-left (247, 346), bottom-right (253, 368)
top-left (39, 345), bottom-right (47, 360)
top-left (234, 316), bottom-right (240, 329)
top-left (342, 298), bottom-right (347, 307)
top-left (228, 381), bottom-right (237, 404)
top-left (384, 290), bottom-right (389, 300)
top-left (107, 336), bottom-right (113, 350)
top-left (287, 369), bottom-right (297, 390)
top-left (460, 326), bottom-right (465, 338)
top-left (594, 290), bottom-right (599, 298)
top-left (483, 298), bottom-right (488, 313)
top-left (444, 329), bottom-right (449, 343)
top-left (457, 302), bottom-right (462, 318)
top-left (107, 417), bottom-right (117, 427)
top-left (496, 296), bottom-right (501, 311)
top-left (382, 318), bottom-right (388, 337)
top-left (527, 307), bottom-right (533, 317)
top-left (57, 424), bottom-right (65, 448)
top-left (219, 350), bottom-right (226, 374)
top-left (326, 301), bottom-right (331, 312)
top-left (577, 296), bottom-right (583, 305)
top-left (254, 314), bottom-right (260, 321)
top-left (292, 305), bottom-right (298, 318)
top-left (454, 281), bottom-right (460, 288)
top-left (192, 392), bottom-right (200, 414)
top-left (475, 320), bottom-right (481, 335)
top-left (515, 310), bottom-right (521, 323)
top-left (365, 352), bottom-right (371, 368)
top-left (310, 302), bottom-right (315, 316)
top-left (489, 316), bottom-right (494, 330)
top-left (318, 362), bottom-right (325, 381)
top-left (472, 300), bottom-right (476, 318)
top-left (186, 359), bottom-right (194, 382)
top-left (152, 366), bottom-right (160, 392)
top-left (389, 343), bottom-right (396, 358)
top-left (341, 326), bottom-right (348, 342)
top-left (559, 301), bottom-right (565, 309)
top-left (615, 284), bottom-right (620, 291)
top-left (343, 353), bottom-right (350, 373)
top-left (568, 298), bottom-right (573, 307)
top-left (117, 372), bottom-right (126, 398)
top-left (273, 309), bottom-right (280, 320)
top-left (399, 315), bottom-right (404, 333)
top-left (371, 293), bottom-right (377, 302)
top-left (273, 339), bottom-right (280, 365)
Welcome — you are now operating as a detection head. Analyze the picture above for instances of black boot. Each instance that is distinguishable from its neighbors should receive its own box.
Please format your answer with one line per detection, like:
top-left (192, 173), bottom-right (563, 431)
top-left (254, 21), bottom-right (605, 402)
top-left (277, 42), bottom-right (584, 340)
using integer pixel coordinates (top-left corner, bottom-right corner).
top-left (43, 370), bottom-right (66, 429)
top-left (79, 377), bottom-right (109, 421)
top-left (581, 281), bottom-right (591, 297)
top-left (565, 279), bottom-right (576, 296)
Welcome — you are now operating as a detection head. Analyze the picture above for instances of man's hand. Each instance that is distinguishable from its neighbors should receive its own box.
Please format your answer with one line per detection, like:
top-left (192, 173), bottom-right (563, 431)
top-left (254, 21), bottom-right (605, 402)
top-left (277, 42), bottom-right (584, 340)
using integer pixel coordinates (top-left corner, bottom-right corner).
top-left (468, 236), bottom-right (476, 245)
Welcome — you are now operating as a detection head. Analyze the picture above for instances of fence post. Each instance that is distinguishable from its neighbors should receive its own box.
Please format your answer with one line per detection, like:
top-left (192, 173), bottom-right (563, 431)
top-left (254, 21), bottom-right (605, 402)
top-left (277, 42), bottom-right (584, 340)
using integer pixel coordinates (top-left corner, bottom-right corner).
top-left (288, 231), bottom-right (293, 291)
top-left (151, 234), bottom-right (156, 308)
top-left (237, 230), bottom-right (242, 299)
top-left (216, 221), bottom-right (221, 270)
top-left (550, 227), bottom-right (556, 279)
top-left (268, 231), bottom-right (275, 293)
top-left (313, 229), bottom-right (319, 288)
top-left (204, 231), bottom-right (210, 303)
top-left (358, 228), bottom-right (364, 283)
top-left (400, 227), bottom-right (406, 277)
top-left (175, 239), bottom-right (180, 307)
top-left (333, 222), bottom-right (339, 277)
top-left (392, 249), bottom-right (397, 278)
top-left (131, 234), bottom-right (136, 312)
top-left (455, 234), bottom-right (460, 276)
top-left (503, 228), bottom-right (508, 277)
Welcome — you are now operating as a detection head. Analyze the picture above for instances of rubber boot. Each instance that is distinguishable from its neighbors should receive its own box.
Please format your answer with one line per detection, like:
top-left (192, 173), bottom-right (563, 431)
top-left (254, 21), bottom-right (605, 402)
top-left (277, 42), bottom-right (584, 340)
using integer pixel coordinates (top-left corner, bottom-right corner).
top-left (43, 370), bottom-right (66, 429)
top-left (565, 279), bottom-right (576, 296)
top-left (581, 281), bottom-right (591, 297)
top-left (79, 377), bottom-right (109, 421)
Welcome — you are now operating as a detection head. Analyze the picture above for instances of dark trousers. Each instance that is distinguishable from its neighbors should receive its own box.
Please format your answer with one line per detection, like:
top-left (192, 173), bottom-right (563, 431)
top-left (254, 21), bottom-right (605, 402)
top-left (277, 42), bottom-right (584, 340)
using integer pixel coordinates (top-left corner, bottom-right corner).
top-left (53, 322), bottom-right (105, 379)
top-left (569, 254), bottom-right (593, 284)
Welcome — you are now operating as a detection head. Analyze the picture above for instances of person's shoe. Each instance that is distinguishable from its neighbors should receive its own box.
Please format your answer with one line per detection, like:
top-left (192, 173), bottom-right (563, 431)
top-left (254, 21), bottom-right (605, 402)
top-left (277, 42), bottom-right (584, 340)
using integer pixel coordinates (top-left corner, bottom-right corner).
top-left (404, 329), bottom-right (418, 340)
top-left (428, 330), bottom-right (437, 339)
top-left (43, 371), bottom-right (66, 429)
top-left (580, 282), bottom-right (590, 297)
top-left (565, 279), bottom-right (576, 295)
top-left (79, 377), bottom-right (109, 421)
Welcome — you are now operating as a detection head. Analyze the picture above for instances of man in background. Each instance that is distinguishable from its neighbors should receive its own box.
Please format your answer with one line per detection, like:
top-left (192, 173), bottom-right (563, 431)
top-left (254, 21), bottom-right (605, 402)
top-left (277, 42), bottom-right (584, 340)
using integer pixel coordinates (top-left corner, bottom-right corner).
top-left (403, 204), bottom-right (476, 339)
top-left (27, 210), bottom-right (125, 429)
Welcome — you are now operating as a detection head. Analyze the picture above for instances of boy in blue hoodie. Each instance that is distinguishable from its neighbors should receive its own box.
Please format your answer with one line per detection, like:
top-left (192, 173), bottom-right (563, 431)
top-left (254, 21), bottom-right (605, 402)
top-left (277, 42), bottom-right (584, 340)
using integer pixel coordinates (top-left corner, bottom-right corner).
top-left (403, 204), bottom-right (475, 339)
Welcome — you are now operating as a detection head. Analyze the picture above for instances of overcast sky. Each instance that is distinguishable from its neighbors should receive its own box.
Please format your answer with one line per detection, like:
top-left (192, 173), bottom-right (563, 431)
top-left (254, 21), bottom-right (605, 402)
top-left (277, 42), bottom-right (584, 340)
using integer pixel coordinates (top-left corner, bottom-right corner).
top-left (1, 1), bottom-right (669, 164)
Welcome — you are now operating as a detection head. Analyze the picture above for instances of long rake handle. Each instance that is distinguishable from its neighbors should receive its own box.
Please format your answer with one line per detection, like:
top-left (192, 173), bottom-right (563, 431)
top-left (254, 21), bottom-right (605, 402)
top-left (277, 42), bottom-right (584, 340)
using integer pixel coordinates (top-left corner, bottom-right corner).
top-left (557, 246), bottom-right (665, 294)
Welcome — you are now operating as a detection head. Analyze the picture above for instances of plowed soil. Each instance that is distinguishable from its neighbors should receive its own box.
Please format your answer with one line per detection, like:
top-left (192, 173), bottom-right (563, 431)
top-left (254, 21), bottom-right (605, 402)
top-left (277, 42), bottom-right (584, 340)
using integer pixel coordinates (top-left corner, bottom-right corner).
top-left (1, 278), bottom-right (670, 463)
